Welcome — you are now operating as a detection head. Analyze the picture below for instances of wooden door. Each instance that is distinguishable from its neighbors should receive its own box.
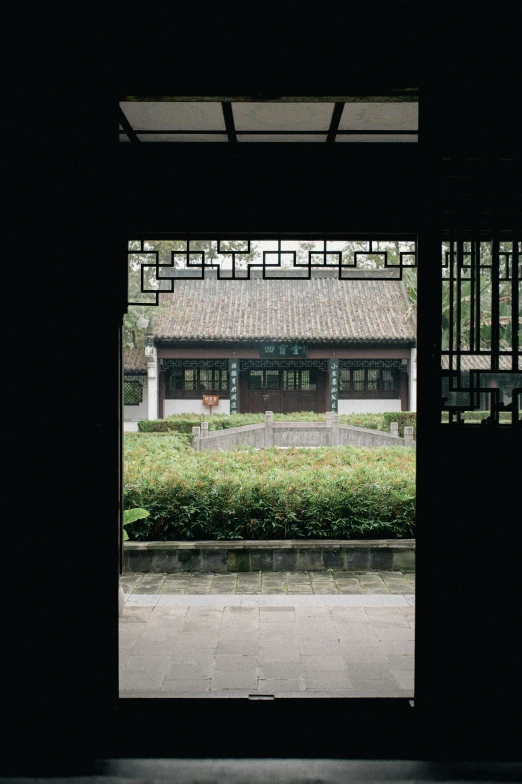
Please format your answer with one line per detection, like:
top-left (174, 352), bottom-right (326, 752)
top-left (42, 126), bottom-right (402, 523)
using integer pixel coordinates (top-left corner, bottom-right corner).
top-left (245, 366), bottom-right (326, 414)
top-left (245, 369), bottom-right (282, 413)
top-left (247, 390), bottom-right (283, 413)
top-left (281, 368), bottom-right (323, 413)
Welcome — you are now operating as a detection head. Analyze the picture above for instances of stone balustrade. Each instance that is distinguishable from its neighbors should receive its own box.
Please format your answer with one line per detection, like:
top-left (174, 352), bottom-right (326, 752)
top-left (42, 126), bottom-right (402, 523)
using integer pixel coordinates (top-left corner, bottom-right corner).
top-left (191, 412), bottom-right (415, 451)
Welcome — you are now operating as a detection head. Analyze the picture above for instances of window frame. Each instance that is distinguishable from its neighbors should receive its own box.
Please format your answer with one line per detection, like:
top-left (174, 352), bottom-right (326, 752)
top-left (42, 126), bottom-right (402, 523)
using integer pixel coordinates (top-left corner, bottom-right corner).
top-left (165, 365), bottom-right (229, 398)
top-left (123, 379), bottom-right (144, 405)
top-left (248, 367), bottom-right (318, 392)
top-left (338, 366), bottom-right (400, 399)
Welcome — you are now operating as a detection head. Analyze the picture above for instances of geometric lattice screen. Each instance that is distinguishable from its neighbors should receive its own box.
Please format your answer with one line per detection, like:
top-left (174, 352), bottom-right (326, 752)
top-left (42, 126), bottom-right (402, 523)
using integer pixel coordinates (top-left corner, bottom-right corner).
top-left (128, 237), bottom-right (417, 305)
top-left (441, 233), bottom-right (521, 427)
top-left (123, 378), bottom-right (146, 405)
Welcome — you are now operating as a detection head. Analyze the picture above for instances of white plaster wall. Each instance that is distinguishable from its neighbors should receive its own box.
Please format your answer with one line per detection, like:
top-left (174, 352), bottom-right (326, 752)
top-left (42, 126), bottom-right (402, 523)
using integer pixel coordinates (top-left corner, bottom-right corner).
top-left (338, 399), bottom-right (402, 414)
top-left (409, 348), bottom-right (417, 412)
top-left (163, 399), bottom-right (231, 416)
top-left (124, 387), bottom-right (148, 422)
top-left (147, 347), bottom-right (159, 421)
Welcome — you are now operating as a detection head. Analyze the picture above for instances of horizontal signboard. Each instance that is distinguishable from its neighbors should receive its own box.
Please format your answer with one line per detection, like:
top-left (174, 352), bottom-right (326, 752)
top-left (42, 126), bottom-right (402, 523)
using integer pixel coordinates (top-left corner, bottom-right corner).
top-left (260, 343), bottom-right (308, 358)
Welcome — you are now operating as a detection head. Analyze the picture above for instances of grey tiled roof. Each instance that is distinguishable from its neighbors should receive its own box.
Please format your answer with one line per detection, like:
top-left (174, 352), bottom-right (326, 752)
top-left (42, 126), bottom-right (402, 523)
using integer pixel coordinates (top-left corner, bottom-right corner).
top-left (124, 347), bottom-right (147, 372)
top-left (153, 277), bottom-right (416, 343)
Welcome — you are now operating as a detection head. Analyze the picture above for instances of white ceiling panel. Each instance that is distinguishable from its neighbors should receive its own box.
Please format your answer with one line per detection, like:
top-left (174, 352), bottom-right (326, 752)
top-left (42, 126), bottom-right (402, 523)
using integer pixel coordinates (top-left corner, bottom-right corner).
top-left (137, 133), bottom-right (228, 142)
top-left (339, 102), bottom-right (418, 131)
top-left (238, 134), bottom-right (328, 142)
top-left (233, 102), bottom-right (334, 131)
top-left (336, 133), bottom-right (418, 142)
top-left (120, 101), bottom-right (226, 131)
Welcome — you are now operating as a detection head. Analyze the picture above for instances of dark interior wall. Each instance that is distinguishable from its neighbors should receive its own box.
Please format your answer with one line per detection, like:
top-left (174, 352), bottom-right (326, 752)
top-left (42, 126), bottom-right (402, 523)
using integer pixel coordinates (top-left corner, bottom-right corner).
top-left (120, 144), bottom-right (421, 236)
top-left (7, 9), bottom-right (123, 768)
top-left (6, 6), bottom-right (520, 773)
top-left (414, 76), bottom-right (521, 750)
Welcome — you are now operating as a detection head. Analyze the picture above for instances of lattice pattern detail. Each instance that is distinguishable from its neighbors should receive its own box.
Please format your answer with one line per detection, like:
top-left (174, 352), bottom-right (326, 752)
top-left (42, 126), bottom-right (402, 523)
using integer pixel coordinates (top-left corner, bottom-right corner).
top-left (123, 379), bottom-right (145, 406)
top-left (240, 359), bottom-right (328, 371)
top-left (160, 359), bottom-right (229, 370)
top-left (128, 238), bottom-right (416, 295)
top-left (440, 230), bottom-right (521, 426)
top-left (340, 359), bottom-right (405, 368)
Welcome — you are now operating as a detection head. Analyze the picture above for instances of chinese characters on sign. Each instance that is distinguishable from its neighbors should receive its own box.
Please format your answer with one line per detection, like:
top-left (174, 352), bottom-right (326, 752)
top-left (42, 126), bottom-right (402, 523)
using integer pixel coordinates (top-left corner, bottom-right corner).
top-left (202, 395), bottom-right (219, 407)
top-left (329, 359), bottom-right (339, 413)
top-left (260, 343), bottom-right (308, 358)
top-left (229, 359), bottom-right (239, 413)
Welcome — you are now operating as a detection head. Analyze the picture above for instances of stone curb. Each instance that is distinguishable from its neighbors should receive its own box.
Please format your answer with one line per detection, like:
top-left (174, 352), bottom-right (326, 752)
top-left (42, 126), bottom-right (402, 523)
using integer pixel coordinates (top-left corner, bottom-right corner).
top-left (123, 539), bottom-right (415, 573)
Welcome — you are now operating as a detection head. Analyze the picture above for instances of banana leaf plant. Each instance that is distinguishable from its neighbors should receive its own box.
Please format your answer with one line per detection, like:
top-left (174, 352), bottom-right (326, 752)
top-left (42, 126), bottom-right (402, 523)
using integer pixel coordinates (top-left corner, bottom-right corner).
top-left (123, 508), bottom-right (149, 541)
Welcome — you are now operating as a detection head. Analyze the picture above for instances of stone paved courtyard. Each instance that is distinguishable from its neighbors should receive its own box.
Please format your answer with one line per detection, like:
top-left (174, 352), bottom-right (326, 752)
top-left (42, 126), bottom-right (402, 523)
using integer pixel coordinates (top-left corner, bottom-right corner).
top-left (120, 570), bottom-right (415, 698)
top-left (121, 569), bottom-right (415, 595)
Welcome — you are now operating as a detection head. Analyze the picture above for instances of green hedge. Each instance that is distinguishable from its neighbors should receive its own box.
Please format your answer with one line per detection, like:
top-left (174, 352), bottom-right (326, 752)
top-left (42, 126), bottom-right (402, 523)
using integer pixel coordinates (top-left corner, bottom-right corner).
top-left (338, 413), bottom-right (383, 430)
top-left (440, 411), bottom-right (515, 423)
top-left (138, 411), bottom-right (412, 434)
top-left (138, 416), bottom-right (204, 433)
top-left (381, 412), bottom-right (417, 437)
top-left (137, 410), bottom-right (514, 435)
top-left (124, 434), bottom-right (416, 541)
top-left (138, 413), bottom-right (263, 433)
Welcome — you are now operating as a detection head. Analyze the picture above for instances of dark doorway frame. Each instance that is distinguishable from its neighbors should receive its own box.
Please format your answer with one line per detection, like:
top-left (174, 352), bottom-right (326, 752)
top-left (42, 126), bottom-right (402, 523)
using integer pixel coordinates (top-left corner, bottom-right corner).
top-left (116, 185), bottom-right (423, 757)
top-left (114, 108), bottom-right (521, 758)
top-left (7, 10), bottom-right (521, 772)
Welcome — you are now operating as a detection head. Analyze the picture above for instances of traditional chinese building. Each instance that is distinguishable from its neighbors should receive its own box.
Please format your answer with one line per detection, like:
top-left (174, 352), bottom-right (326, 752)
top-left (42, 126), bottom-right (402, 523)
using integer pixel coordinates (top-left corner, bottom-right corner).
top-left (122, 347), bottom-right (149, 423)
top-left (123, 269), bottom-right (417, 422)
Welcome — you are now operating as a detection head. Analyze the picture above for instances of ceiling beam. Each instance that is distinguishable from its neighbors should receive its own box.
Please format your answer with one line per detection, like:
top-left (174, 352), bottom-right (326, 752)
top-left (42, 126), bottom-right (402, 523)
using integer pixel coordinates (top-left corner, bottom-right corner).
top-left (221, 102), bottom-right (237, 142)
top-left (326, 102), bottom-right (345, 143)
top-left (118, 106), bottom-right (140, 143)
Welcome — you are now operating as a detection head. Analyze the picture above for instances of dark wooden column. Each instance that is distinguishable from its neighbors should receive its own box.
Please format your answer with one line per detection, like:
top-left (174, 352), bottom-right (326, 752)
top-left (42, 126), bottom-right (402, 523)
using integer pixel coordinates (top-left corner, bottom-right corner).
top-left (238, 370), bottom-right (248, 413)
top-left (158, 369), bottom-right (166, 419)
top-left (399, 368), bottom-right (409, 411)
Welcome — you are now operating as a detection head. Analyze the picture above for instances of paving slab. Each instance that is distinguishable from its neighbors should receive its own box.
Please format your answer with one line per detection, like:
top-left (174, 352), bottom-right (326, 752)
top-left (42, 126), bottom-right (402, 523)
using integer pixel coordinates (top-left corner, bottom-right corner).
top-left (161, 678), bottom-right (211, 692)
top-left (119, 569), bottom-right (415, 698)
top-left (303, 672), bottom-right (353, 690)
top-left (123, 569), bottom-right (416, 595)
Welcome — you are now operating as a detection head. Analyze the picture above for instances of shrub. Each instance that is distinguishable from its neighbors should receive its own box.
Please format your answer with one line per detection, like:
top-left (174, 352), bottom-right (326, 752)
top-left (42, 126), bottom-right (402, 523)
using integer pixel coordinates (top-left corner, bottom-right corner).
top-left (338, 413), bottom-right (383, 430)
top-left (210, 413), bottom-right (264, 430)
top-left (139, 416), bottom-right (203, 433)
top-left (381, 411), bottom-right (417, 437)
top-left (138, 419), bottom-right (179, 433)
top-left (123, 437), bottom-right (416, 541)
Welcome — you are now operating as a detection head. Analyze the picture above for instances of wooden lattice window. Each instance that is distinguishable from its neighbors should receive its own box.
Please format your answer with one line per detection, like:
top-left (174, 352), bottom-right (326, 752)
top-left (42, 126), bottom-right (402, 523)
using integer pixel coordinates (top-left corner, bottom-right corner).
top-left (283, 369), bottom-right (317, 391)
top-left (163, 361), bottom-right (229, 397)
top-left (339, 367), bottom-right (399, 398)
top-left (123, 381), bottom-right (143, 406)
top-left (181, 368), bottom-right (229, 392)
top-left (249, 368), bottom-right (318, 391)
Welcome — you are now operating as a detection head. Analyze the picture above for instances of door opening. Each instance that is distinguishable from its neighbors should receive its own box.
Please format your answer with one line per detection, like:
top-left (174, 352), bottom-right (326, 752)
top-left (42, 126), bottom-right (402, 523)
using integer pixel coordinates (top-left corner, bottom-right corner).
top-left (119, 236), bottom-right (417, 699)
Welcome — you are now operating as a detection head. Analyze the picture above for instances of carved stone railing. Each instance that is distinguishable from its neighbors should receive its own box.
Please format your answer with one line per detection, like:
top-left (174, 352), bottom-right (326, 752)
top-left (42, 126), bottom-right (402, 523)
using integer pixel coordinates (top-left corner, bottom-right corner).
top-left (191, 412), bottom-right (415, 451)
